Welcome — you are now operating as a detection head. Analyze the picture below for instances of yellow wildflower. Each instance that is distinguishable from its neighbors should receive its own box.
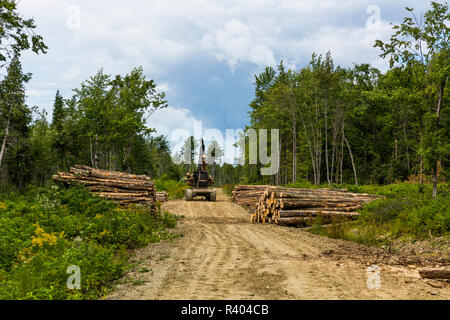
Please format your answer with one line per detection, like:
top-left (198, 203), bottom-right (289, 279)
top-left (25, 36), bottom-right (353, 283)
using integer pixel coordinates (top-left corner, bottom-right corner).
top-left (98, 229), bottom-right (110, 238)
top-left (30, 224), bottom-right (58, 248)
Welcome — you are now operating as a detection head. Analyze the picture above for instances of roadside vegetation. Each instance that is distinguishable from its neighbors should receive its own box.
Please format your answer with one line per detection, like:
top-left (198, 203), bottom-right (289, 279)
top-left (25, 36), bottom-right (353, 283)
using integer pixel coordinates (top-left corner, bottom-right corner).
top-left (0, 185), bottom-right (179, 299)
top-left (154, 177), bottom-right (189, 200)
top-left (307, 182), bottom-right (449, 248)
top-left (222, 184), bottom-right (236, 197)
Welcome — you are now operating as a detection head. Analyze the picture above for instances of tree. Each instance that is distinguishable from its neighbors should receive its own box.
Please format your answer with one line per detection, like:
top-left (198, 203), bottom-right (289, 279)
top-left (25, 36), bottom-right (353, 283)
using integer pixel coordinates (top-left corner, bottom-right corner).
top-left (51, 90), bottom-right (67, 170)
top-left (29, 109), bottom-right (53, 185)
top-left (375, 1), bottom-right (449, 197)
top-left (206, 140), bottom-right (223, 179)
top-left (112, 66), bottom-right (167, 172)
top-left (0, 0), bottom-right (47, 67)
top-left (0, 55), bottom-right (31, 169)
top-left (180, 136), bottom-right (198, 174)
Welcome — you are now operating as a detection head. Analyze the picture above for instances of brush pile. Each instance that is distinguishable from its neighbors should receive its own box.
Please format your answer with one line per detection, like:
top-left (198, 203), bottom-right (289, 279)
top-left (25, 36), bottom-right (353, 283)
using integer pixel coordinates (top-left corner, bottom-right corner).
top-left (52, 165), bottom-right (156, 209)
top-left (232, 185), bottom-right (382, 226)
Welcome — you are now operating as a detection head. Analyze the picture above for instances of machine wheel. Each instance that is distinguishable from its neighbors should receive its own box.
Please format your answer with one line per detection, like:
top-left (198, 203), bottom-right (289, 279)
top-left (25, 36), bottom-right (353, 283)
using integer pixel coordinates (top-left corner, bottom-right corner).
top-left (209, 190), bottom-right (216, 202)
top-left (185, 189), bottom-right (193, 201)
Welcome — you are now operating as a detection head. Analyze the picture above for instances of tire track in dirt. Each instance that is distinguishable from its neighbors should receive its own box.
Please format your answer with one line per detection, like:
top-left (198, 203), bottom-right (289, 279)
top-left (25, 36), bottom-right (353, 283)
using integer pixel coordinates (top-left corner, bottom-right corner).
top-left (107, 189), bottom-right (450, 300)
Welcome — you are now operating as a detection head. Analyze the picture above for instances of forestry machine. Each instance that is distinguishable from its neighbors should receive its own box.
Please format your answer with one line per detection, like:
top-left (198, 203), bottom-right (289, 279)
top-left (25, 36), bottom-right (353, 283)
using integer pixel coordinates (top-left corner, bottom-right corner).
top-left (184, 139), bottom-right (216, 201)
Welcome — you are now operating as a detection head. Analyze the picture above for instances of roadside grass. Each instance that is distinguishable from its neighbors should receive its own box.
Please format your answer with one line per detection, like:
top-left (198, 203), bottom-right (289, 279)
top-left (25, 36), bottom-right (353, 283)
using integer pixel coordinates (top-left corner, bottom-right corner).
top-left (0, 185), bottom-right (179, 300)
top-left (306, 182), bottom-right (450, 248)
top-left (153, 177), bottom-right (188, 200)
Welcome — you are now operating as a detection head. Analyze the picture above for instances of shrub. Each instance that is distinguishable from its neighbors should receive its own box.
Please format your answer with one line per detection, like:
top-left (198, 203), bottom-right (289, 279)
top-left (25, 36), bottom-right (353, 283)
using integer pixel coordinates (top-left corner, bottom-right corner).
top-left (222, 184), bottom-right (235, 196)
top-left (0, 185), bottom-right (178, 299)
top-left (154, 178), bottom-right (188, 199)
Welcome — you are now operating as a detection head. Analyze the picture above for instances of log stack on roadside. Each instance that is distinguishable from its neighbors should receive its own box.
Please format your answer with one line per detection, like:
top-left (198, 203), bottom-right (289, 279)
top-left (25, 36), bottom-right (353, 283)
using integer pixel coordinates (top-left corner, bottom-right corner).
top-left (231, 185), bottom-right (270, 211)
top-left (156, 191), bottom-right (168, 202)
top-left (52, 165), bottom-right (156, 210)
top-left (232, 185), bottom-right (383, 226)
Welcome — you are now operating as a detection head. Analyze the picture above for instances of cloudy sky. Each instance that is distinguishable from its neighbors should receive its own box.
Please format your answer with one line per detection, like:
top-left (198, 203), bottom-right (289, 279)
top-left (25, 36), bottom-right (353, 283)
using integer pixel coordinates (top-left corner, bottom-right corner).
top-left (18, 0), bottom-right (430, 150)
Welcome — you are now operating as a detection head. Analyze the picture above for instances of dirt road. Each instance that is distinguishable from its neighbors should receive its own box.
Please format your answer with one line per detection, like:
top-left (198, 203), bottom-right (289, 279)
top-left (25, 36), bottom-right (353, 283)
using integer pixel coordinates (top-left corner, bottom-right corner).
top-left (108, 189), bottom-right (449, 300)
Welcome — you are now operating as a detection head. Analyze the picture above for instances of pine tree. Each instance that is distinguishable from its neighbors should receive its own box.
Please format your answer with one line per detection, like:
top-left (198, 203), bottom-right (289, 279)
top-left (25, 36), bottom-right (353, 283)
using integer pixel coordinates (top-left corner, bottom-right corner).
top-left (0, 55), bottom-right (32, 188)
top-left (51, 90), bottom-right (67, 170)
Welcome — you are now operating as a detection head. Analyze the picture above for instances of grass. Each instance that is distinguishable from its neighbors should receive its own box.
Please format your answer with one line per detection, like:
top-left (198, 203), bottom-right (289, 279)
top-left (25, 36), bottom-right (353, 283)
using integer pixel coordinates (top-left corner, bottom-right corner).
top-left (222, 184), bottom-right (236, 197)
top-left (153, 178), bottom-right (189, 200)
top-left (0, 185), bottom-right (179, 300)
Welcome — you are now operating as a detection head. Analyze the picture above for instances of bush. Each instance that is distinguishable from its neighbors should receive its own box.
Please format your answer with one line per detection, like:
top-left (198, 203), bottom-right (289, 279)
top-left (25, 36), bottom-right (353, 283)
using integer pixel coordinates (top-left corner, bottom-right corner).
top-left (222, 184), bottom-right (235, 196)
top-left (0, 185), bottom-right (178, 299)
top-left (154, 177), bottom-right (188, 200)
top-left (308, 182), bottom-right (450, 246)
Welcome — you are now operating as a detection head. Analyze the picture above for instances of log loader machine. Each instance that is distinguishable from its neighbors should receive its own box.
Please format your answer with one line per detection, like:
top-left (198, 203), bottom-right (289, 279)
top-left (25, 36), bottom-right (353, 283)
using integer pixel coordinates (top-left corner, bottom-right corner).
top-left (184, 139), bottom-right (216, 201)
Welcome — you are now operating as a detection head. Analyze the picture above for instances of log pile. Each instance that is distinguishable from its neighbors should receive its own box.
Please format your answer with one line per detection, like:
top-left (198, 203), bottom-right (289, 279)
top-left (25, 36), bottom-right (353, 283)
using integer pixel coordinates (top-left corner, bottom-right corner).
top-left (231, 185), bottom-right (271, 211)
top-left (156, 191), bottom-right (168, 202)
top-left (232, 185), bottom-right (382, 226)
top-left (52, 165), bottom-right (156, 209)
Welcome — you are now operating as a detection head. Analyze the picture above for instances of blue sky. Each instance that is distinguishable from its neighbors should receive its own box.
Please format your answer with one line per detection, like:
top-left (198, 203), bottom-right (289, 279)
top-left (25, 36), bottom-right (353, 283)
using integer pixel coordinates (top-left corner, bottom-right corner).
top-left (17, 0), bottom-right (431, 147)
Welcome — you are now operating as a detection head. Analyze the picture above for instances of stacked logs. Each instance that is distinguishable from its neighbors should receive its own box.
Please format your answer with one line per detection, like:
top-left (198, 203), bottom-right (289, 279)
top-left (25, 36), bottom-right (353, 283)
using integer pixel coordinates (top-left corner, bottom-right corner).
top-left (234, 186), bottom-right (383, 226)
top-left (52, 165), bottom-right (156, 209)
top-left (231, 185), bottom-right (271, 211)
top-left (156, 191), bottom-right (168, 202)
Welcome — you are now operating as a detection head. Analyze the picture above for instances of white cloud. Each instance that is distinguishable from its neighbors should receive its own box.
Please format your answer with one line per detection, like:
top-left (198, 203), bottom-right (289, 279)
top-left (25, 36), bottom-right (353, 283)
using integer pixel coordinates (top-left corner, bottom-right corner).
top-left (290, 21), bottom-right (394, 70)
top-left (148, 106), bottom-right (199, 142)
top-left (16, 0), bottom-right (431, 136)
top-left (27, 89), bottom-right (55, 97)
top-left (156, 82), bottom-right (171, 93)
top-left (61, 67), bottom-right (80, 82)
top-left (201, 18), bottom-right (277, 69)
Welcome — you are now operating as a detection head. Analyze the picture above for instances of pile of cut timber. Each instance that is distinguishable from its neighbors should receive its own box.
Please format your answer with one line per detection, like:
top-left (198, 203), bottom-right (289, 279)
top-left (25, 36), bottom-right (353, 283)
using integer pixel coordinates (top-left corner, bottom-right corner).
top-left (231, 185), bottom-right (270, 211)
top-left (232, 185), bottom-right (382, 226)
top-left (156, 191), bottom-right (168, 202)
top-left (52, 165), bottom-right (156, 209)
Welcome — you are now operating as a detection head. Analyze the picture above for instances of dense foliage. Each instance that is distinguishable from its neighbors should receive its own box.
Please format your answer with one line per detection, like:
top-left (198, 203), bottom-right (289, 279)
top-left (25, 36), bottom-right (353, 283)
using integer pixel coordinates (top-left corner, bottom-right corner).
top-left (0, 0), bottom-right (448, 299)
top-left (0, 185), bottom-right (178, 299)
top-left (309, 182), bottom-right (450, 245)
top-left (224, 3), bottom-right (449, 198)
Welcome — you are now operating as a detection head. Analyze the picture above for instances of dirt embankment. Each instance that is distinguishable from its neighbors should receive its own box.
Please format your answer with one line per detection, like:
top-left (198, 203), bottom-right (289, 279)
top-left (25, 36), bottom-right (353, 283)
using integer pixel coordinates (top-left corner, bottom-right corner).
top-left (107, 189), bottom-right (449, 300)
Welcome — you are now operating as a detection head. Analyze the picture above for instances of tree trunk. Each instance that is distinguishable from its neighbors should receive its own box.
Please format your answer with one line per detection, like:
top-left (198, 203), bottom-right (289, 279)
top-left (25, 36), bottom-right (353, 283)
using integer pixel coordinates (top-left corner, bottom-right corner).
top-left (419, 268), bottom-right (450, 280)
top-left (431, 77), bottom-right (446, 198)
top-left (0, 116), bottom-right (11, 168)
top-left (330, 122), bottom-right (338, 185)
top-left (403, 120), bottom-right (410, 170)
top-left (344, 134), bottom-right (358, 185)
top-left (292, 111), bottom-right (297, 184)
top-left (340, 127), bottom-right (344, 185)
top-left (325, 101), bottom-right (330, 185)
top-left (94, 134), bottom-right (99, 169)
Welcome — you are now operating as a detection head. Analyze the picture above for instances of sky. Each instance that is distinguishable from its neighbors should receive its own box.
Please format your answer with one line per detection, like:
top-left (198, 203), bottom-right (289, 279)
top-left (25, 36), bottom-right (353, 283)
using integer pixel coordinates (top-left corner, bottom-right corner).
top-left (17, 0), bottom-right (432, 156)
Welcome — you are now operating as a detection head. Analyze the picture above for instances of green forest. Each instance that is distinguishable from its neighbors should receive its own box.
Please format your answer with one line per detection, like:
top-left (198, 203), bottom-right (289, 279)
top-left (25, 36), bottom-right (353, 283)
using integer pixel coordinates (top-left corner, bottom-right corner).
top-left (0, 2), bottom-right (448, 195)
top-left (0, 0), bottom-right (448, 299)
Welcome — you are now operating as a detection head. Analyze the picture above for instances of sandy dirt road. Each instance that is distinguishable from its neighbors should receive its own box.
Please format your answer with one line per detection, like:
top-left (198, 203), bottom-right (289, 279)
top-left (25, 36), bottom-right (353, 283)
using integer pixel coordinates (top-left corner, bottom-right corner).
top-left (108, 189), bottom-right (449, 300)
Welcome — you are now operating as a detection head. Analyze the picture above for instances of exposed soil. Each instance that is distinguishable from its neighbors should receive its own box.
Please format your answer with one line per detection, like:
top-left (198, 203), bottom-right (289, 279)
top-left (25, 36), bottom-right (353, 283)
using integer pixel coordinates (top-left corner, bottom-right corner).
top-left (107, 189), bottom-right (449, 300)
